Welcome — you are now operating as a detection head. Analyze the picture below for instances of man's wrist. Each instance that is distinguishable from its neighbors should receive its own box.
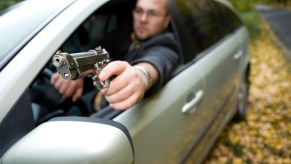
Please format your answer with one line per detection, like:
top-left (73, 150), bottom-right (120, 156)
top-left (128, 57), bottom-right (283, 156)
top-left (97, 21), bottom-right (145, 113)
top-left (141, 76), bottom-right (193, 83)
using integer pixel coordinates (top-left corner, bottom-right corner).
top-left (133, 65), bottom-right (152, 89)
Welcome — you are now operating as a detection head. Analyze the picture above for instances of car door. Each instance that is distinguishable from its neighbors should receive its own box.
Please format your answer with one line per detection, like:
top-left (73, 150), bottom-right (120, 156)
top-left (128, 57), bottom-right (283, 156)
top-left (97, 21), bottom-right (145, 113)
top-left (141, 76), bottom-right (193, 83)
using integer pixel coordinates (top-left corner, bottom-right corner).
top-left (112, 2), bottom-right (209, 164)
top-left (114, 57), bottom-right (207, 164)
top-left (115, 0), bottom-right (244, 163)
top-left (171, 0), bottom-right (245, 162)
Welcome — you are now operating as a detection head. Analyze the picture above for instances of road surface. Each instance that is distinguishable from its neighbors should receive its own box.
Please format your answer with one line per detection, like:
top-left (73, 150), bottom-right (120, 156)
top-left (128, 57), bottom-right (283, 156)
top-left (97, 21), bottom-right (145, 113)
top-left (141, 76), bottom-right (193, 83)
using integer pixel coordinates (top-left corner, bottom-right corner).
top-left (256, 6), bottom-right (291, 58)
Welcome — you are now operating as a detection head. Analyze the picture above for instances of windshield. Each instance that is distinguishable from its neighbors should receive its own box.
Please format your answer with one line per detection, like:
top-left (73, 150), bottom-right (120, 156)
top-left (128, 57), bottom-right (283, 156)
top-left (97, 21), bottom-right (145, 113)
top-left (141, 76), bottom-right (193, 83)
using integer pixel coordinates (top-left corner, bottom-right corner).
top-left (0, 0), bottom-right (75, 70)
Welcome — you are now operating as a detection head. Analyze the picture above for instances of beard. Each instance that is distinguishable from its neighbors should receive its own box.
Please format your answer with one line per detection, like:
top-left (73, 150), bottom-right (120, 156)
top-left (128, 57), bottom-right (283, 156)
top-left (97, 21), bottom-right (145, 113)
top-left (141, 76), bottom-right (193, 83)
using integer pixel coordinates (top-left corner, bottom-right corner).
top-left (135, 30), bottom-right (150, 41)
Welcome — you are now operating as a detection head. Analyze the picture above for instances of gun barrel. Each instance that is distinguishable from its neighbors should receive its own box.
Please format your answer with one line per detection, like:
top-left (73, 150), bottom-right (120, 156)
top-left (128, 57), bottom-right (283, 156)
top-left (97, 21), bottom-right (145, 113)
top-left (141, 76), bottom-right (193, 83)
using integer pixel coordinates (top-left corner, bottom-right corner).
top-left (52, 47), bottom-right (110, 80)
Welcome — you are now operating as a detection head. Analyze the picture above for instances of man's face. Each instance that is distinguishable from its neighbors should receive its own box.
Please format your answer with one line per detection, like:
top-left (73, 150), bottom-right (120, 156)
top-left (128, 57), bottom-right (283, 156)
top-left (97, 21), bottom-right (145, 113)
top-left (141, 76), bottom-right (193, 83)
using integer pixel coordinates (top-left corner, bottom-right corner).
top-left (133, 0), bottom-right (170, 41)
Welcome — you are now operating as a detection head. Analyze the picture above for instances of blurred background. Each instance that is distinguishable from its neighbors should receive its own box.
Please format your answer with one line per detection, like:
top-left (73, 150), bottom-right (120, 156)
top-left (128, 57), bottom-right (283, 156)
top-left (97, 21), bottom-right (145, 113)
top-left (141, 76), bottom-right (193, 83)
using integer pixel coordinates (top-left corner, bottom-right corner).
top-left (229, 0), bottom-right (290, 39)
top-left (206, 0), bottom-right (291, 163)
top-left (0, 0), bottom-right (22, 12)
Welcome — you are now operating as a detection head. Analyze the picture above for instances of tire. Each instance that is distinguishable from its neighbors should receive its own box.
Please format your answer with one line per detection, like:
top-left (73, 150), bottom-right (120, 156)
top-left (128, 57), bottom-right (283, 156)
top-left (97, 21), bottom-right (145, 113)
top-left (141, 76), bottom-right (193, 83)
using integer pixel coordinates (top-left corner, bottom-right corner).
top-left (233, 74), bottom-right (249, 122)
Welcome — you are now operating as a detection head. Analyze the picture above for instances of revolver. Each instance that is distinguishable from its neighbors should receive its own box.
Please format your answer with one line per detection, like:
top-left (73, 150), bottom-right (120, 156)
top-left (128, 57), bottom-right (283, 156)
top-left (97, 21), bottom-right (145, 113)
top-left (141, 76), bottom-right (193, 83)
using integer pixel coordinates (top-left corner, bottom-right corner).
top-left (52, 46), bottom-right (111, 89)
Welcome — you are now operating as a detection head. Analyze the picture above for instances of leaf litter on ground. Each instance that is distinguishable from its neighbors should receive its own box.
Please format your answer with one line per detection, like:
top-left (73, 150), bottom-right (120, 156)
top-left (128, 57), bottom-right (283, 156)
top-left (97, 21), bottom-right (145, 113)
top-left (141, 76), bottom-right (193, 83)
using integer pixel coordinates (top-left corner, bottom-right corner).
top-left (204, 16), bottom-right (291, 164)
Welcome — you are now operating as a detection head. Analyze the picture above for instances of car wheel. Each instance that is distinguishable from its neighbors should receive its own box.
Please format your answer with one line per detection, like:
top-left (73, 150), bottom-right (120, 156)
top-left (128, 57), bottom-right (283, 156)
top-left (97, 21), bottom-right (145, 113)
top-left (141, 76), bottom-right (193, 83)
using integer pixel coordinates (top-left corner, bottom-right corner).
top-left (233, 74), bottom-right (249, 122)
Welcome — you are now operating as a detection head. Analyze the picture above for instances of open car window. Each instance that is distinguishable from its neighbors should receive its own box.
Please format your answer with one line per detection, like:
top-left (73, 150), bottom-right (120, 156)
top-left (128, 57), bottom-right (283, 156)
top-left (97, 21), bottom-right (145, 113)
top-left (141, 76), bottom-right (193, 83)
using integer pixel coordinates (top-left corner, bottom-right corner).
top-left (61, 15), bottom-right (118, 53)
top-left (61, 0), bottom-right (135, 53)
top-left (28, 0), bottom-right (137, 124)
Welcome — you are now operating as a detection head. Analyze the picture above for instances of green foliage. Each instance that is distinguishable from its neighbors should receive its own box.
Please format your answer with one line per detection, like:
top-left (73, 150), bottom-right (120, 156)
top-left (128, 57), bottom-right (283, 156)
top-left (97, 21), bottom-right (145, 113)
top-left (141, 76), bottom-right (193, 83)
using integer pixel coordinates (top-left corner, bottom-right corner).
top-left (228, 0), bottom-right (254, 12)
top-left (240, 9), bottom-right (262, 39)
top-left (227, 0), bottom-right (264, 39)
top-left (0, 0), bottom-right (23, 13)
top-left (227, 0), bottom-right (284, 12)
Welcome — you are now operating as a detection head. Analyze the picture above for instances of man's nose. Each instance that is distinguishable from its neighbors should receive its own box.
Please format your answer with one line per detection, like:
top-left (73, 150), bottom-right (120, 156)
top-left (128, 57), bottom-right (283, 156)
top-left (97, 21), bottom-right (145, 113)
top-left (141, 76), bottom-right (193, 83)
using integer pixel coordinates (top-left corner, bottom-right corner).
top-left (140, 13), bottom-right (149, 21)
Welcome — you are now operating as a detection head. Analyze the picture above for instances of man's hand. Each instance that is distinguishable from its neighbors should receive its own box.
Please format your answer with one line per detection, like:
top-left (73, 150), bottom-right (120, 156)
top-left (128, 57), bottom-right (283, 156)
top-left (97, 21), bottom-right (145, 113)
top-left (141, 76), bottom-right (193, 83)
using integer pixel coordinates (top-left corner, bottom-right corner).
top-left (50, 73), bottom-right (83, 102)
top-left (98, 61), bottom-right (157, 110)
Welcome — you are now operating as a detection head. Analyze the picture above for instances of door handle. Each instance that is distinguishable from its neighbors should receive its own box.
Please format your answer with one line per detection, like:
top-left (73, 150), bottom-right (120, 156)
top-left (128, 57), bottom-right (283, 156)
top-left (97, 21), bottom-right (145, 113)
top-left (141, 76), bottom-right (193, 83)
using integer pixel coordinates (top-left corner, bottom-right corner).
top-left (181, 90), bottom-right (204, 114)
top-left (233, 50), bottom-right (242, 60)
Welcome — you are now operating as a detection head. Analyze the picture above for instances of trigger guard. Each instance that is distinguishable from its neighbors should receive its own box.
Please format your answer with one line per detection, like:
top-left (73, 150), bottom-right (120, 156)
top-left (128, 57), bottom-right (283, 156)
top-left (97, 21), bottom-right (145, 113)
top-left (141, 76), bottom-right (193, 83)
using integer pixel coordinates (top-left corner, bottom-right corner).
top-left (95, 80), bottom-right (110, 89)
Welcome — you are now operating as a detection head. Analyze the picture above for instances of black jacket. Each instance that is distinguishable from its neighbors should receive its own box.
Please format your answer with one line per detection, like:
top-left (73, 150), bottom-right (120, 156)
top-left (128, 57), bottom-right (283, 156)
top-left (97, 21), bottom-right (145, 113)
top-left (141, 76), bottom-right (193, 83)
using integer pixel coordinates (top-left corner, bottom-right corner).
top-left (100, 27), bottom-right (180, 93)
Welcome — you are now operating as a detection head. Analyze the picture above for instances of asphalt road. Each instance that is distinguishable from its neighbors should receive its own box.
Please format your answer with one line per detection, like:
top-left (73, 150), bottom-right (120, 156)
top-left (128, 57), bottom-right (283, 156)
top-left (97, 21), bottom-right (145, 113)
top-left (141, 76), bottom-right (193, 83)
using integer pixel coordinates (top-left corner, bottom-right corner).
top-left (256, 6), bottom-right (291, 57)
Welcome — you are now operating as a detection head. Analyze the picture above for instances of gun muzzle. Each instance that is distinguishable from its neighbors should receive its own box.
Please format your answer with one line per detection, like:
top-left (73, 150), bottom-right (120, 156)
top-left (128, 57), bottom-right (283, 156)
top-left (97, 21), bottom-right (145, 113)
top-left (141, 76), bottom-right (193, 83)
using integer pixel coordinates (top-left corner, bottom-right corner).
top-left (52, 47), bottom-right (111, 89)
top-left (52, 53), bottom-right (65, 67)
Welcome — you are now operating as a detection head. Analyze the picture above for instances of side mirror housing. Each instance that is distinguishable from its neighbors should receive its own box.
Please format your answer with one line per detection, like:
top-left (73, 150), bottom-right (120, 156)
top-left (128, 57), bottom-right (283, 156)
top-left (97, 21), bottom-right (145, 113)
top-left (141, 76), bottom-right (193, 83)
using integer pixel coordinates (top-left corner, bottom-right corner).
top-left (1, 117), bottom-right (134, 164)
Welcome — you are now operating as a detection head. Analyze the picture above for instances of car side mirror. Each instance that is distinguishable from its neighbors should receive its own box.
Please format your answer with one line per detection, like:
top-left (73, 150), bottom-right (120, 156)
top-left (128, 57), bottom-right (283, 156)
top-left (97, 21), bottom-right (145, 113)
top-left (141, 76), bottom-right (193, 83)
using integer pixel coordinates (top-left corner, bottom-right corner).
top-left (1, 117), bottom-right (134, 164)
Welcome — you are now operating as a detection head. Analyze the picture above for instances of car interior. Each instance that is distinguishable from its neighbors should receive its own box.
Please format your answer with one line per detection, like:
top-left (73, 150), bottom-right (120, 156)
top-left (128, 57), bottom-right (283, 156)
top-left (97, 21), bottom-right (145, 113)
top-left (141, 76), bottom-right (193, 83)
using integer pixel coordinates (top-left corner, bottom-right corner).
top-left (28, 0), bottom-right (184, 126)
top-left (0, 0), bottom-right (138, 157)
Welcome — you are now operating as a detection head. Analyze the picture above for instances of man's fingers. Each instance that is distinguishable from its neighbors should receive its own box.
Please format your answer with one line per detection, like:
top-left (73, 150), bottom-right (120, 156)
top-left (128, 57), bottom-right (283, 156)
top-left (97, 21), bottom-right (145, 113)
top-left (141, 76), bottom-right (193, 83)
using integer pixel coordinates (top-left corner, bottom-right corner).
top-left (72, 87), bottom-right (83, 102)
top-left (50, 73), bottom-right (57, 84)
top-left (109, 93), bottom-right (141, 110)
top-left (60, 84), bottom-right (74, 98)
top-left (105, 85), bottom-right (133, 103)
top-left (51, 73), bottom-right (62, 89)
top-left (99, 61), bottom-right (128, 81)
top-left (101, 73), bottom-right (127, 96)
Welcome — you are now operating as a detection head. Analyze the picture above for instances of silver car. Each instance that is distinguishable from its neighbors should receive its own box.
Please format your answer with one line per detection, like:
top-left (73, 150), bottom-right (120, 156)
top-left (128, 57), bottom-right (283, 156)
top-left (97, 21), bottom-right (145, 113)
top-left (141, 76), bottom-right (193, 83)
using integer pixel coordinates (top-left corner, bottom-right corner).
top-left (0, 0), bottom-right (250, 163)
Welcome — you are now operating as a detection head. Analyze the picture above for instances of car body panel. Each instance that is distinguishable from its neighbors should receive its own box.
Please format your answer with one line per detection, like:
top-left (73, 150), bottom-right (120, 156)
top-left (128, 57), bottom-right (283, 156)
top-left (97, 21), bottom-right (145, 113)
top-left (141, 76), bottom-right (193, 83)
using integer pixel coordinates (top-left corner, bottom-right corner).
top-left (183, 27), bottom-right (248, 163)
top-left (0, 0), bottom-right (108, 121)
top-left (1, 117), bottom-right (134, 164)
top-left (116, 27), bottom-right (248, 164)
top-left (0, 0), bottom-right (76, 69)
top-left (115, 61), bottom-right (206, 163)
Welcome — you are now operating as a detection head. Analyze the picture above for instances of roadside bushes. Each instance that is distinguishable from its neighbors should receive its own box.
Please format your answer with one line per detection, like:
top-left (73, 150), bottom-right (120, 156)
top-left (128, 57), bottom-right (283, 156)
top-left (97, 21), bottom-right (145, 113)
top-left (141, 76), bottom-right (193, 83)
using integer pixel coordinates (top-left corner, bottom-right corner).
top-left (228, 0), bottom-right (254, 12)
top-left (228, 0), bottom-right (262, 39)
top-left (0, 0), bottom-right (23, 13)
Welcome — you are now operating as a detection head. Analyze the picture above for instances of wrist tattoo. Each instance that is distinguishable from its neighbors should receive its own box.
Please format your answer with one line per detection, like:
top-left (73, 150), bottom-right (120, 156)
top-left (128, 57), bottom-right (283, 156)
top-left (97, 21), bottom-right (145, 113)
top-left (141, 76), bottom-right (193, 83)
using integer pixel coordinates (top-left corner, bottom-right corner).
top-left (133, 65), bottom-right (152, 88)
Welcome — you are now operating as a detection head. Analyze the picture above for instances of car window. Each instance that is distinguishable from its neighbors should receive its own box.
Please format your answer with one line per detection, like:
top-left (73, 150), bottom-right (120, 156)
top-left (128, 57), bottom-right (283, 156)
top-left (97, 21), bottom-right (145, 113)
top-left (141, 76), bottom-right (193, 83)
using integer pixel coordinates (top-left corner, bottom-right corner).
top-left (0, 0), bottom-right (133, 158)
top-left (61, 14), bottom-right (118, 52)
top-left (175, 0), bottom-right (243, 56)
top-left (60, 0), bottom-right (133, 53)
top-left (29, 14), bottom-right (120, 124)
top-left (28, 0), bottom-right (135, 125)
top-left (211, 1), bottom-right (243, 35)
top-left (175, 0), bottom-right (225, 53)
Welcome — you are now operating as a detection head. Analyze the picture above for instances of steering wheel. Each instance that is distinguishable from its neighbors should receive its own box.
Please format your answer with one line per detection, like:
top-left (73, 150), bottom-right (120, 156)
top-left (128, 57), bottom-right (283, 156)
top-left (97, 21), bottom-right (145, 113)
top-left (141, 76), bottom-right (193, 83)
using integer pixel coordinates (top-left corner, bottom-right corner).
top-left (30, 68), bottom-right (92, 125)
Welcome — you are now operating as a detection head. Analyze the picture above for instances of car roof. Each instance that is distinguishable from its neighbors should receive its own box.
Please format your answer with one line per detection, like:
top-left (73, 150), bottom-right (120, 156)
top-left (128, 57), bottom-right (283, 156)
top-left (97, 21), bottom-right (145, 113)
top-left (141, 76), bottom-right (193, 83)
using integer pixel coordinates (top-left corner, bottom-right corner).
top-left (0, 0), bottom-right (76, 70)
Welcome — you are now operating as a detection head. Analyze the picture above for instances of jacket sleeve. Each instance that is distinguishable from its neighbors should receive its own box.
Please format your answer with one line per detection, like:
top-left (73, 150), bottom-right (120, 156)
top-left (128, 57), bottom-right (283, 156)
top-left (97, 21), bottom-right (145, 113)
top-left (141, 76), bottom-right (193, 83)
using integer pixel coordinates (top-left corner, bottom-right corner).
top-left (130, 32), bottom-right (180, 94)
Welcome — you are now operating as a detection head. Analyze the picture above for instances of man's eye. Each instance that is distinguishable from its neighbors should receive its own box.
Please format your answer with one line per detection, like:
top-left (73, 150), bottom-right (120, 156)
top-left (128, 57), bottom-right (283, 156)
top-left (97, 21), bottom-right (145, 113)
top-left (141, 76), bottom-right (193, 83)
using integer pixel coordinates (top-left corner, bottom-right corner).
top-left (136, 9), bottom-right (143, 14)
top-left (133, 8), bottom-right (144, 15)
top-left (148, 11), bottom-right (159, 17)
